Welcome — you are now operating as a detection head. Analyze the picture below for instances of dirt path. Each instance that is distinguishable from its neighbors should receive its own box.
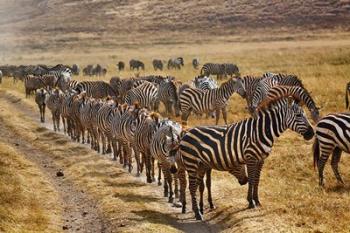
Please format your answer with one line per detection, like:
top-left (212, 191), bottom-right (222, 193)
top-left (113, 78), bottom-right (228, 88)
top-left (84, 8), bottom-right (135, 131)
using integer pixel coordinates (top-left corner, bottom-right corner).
top-left (0, 103), bottom-right (111, 232)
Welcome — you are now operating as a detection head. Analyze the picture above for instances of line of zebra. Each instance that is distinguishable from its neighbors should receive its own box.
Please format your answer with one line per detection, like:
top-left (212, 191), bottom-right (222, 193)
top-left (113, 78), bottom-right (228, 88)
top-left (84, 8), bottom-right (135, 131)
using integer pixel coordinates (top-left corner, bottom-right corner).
top-left (200, 63), bottom-right (240, 80)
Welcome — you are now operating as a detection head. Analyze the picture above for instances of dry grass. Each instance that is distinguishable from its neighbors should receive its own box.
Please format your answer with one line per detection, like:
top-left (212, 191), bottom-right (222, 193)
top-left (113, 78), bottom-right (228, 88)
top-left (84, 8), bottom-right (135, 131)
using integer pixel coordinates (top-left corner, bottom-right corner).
top-left (0, 142), bottom-right (61, 233)
top-left (0, 35), bottom-right (350, 232)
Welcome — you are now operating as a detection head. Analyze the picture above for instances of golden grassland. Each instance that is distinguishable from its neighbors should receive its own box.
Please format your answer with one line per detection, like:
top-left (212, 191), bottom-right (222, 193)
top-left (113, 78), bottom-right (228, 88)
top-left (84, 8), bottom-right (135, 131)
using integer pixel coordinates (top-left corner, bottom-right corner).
top-left (0, 141), bottom-right (61, 233)
top-left (1, 36), bottom-right (350, 232)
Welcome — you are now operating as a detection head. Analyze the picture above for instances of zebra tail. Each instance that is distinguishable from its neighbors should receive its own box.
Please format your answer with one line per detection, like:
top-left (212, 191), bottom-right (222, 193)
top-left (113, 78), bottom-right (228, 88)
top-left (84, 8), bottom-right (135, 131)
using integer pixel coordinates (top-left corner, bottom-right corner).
top-left (346, 84), bottom-right (349, 109)
top-left (313, 137), bottom-right (320, 170)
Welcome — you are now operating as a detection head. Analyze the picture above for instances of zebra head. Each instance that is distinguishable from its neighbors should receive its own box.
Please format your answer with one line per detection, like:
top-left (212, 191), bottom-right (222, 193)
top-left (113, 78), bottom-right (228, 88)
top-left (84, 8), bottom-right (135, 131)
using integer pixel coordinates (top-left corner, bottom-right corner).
top-left (226, 77), bottom-right (246, 98)
top-left (285, 99), bottom-right (314, 140)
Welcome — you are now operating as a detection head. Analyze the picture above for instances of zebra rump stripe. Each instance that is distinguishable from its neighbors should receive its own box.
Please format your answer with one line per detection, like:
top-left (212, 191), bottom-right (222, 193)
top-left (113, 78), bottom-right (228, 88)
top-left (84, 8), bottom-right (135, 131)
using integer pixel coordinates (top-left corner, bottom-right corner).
top-left (313, 113), bottom-right (350, 186)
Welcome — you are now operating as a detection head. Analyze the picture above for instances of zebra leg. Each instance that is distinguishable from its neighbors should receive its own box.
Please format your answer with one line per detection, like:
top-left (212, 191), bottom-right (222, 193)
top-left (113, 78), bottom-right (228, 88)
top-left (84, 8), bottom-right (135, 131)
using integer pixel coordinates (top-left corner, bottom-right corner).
top-left (62, 116), bottom-right (66, 134)
top-left (165, 168), bottom-right (173, 203)
top-left (157, 162), bottom-right (162, 185)
top-left (246, 160), bottom-right (257, 209)
top-left (188, 174), bottom-right (203, 221)
top-left (52, 113), bottom-right (56, 131)
top-left (151, 157), bottom-right (156, 182)
top-left (206, 169), bottom-right (215, 209)
top-left (106, 138), bottom-right (112, 153)
top-left (318, 151), bottom-right (331, 187)
top-left (215, 109), bottom-right (220, 125)
top-left (134, 148), bottom-right (141, 176)
top-left (222, 107), bottom-right (228, 125)
top-left (127, 145), bottom-right (133, 173)
top-left (112, 140), bottom-right (119, 161)
top-left (331, 147), bottom-right (344, 184)
top-left (198, 171), bottom-right (205, 214)
top-left (145, 153), bottom-right (153, 183)
top-left (42, 105), bottom-right (46, 123)
top-left (161, 167), bottom-right (169, 197)
top-left (252, 161), bottom-right (264, 207)
top-left (178, 166), bottom-right (187, 213)
top-left (174, 173), bottom-right (179, 199)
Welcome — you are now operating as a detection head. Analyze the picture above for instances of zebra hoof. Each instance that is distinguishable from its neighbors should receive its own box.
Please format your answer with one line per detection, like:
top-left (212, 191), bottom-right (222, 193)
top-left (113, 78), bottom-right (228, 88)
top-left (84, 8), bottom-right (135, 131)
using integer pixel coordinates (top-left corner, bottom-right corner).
top-left (146, 177), bottom-right (152, 183)
top-left (158, 181), bottom-right (162, 186)
top-left (195, 212), bottom-right (204, 221)
top-left (248, 202), bottom-right (255, 209)
top-left (168, 197), bottom-right (174, 203)
top-left (182, 206), bottom-right (186, 214)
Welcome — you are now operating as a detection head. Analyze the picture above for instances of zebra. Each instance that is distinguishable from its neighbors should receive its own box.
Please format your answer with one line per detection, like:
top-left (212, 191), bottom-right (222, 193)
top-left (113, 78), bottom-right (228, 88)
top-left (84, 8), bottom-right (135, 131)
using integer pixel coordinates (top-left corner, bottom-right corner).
top-left (313, 113), bottom-right (350, 187)
top-left (71, 92), bottom-right (88, 143)
top-left (193, 75), bottom-right (218, 91)
top-left (158, 79), bottom-right (180, 116)
top-left (260, 85), bottom-right (320, 123)
top-left (179, 77), bottom-right (246, 125)
top-left (74, 81), bottom-right (117, 99)
top-left (60, 91), bottom-right (76, 136)
top-left (109, 77), bottom-right (135, 102)
top-left (111, 104), bottom-right (145, 172)
top-left (345, 82), bottom-right (350, 109)
top-left (178, 96), bottom-right (314, 220)
top-left (124, 81), bottom-right (159, 111)
top-left (83, 65), bottom-right (93, 76)
top-left (46, 89), bottom-right (63, 131)
top-left (200, 63), bottom-right (226, 80)
top-left (129, 59), bottom-right (145, 70)
top-left (153, 59), bottom-right (163, 71)
top-left (223, 63), bottom-right (239, 77)
top-left (168, 57), bottom-right (184, 70)
top-left (133, 112), bottom-right (161, 183)
top-left (249, 73), bottom-right (304, 114)
top-left (24, 75), bottom-right (45, 97)
top-left (44, 67), bottom-right (72, 82)
top-left (192, 58), bottom-right (199, 69)
top-left (35, 88), bottom-right (49, 123)
top-left (71, 64), bottom-right (79, 75)
top-left (150, 120), bottom-right (183, 203)
top-left (240, 75), bottom-right (264, 112)
top-left (56, 78), bottom-right (79, 93)
top-left (117, 61), bottom-right (125, 71)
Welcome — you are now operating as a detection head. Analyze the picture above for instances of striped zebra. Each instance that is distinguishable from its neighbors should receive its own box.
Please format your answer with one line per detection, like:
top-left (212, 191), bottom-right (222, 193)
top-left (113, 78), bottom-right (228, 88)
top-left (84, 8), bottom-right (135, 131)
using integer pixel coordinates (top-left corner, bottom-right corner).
top-left (193, 75), bottom-right (218, 91)
top-left (168, 57), bottom-right (184, 70)
top-left (109, 77), bottom-right (135, 101)
top-left (178, 96), bottom-right (314, 220)
top-left (158, 79), bottom-right (180, 117)
top-left (129, 59), bottom-right (145, 70)
top-left (133, 112), bottom-right (161, 183)
top-left (192, 58), bottom-right (199, 69)
top-left (259, 85), bottom-right (320, 122)
top-left (345, 82), bottom-right (350, 109)
top-left (150, 120), bottom-right (183, 203)
top-left (249, 73), bottom-right (304, 114)
top-left (60, 91), bottom-right (76, 136)
top-left (24, 75), bottom-right (45, 97)
top-left (240, 75), bottom-right (264, 112)
top-left (35, 88), bottom-right (49, 123)
top-left (152, 59), bottom-right (163, 71)
top-left (111, 104), bottom-right (145, 173)
top-left (179, 77), bottom-right (246, 125)
top-left (200, 63), bottom-right (225, 80)
top-left (124, 81), bottom-right (159, 111)
top-left (71, 92), bottom-right (88, 143)
top-left (74, 81), bottom-right (117, 98)
top-left (313, 113), bottom-right (350, 187)
top-left (46, 89), bottom-right (63, 131)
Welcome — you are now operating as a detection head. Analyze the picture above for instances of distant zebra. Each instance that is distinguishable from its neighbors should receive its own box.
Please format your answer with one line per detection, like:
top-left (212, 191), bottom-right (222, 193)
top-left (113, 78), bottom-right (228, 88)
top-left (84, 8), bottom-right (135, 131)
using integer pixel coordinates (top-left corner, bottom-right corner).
top-left (24, 75), bottom-right (45, 97)
top-left (179, 77), bottom-right (246, 125)
top-left (43, 67), bottom-right (72, 83)
top-left (158, 79), bottom-right (180, 116)
top-left (46, 89), bottom-right (63, 131)
top-left (178, 96), bottom-right (314, 220)
top-left (153, 59), bottom-right (163, 71)
top-left (124, 81), bottom-right (159, 110)
top-left (313, 113), bottom-right (350, 187)
top-left (223, 63), bottom-right (239, 77)
top-left (35, 88), bottom-right (49, 122)
top-left (168, 57), bottom-right (184, 70)
top-left (71, 64), bottom-right (80, 75)
top-left (110, 77), bottom-right (135, 101)
top-left (117, 61), bottom-right (125, 71)
top-left (130, 59), bottom-right (145, 70)
top-left (345, 82), bottom-right (350, 109)
top-left (192, 58), bottom-right (199, 69)
top-left (74, 81), bottom-right (117, 98)
top-left (200, 63), bottom-right (225, 80)
top-left (151, 120), bottom-right (183, 203)
top-left (83, 65), bottom-right (93, 76)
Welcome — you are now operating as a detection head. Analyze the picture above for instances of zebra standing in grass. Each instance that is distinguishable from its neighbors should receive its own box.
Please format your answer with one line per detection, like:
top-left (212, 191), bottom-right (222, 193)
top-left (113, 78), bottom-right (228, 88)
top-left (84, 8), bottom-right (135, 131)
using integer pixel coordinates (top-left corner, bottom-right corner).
top-left (133, 112), bottom-right (161, 183)
top-left (150, 120), bottom-right (183, 203)
top-left (223, 63), bottom-right (239, 77)
top-left (46, 89), bottom-right (63, 131)
top-left (179, 77), bottom-right (246, 125)
top-left (124, 81), bottom-right (159, 111)
top-left (313, 113), bottom-right (350, 187)
top-left (178, 95), bottom-right (314, 220)
top-left (130, 59), bottom-right (145, 70)
top-left (158, 79), bottom-right (180, 117)
top-left (192, 58), bottom-right (199, 69)
top-left (60, 91), bottom-right (76, 136)
top-left (200, 63), bottom-right (225, 80)
top-left (117, 61), bottom-right (125, 71)
top-left (153, 59), bottom-right (163, 71)
top-left (35, 88), bottom-right (49, 123)
top-left (74, 81), bottom-right (117, 98)
top-left (71, 64), bottom-right (79, 75)
top-left (24, 75), bottom-right (45, 97)
top-left (345, 82), bottom-right (350, 109)
top-left (249, 73), bottom-right (305, 114)
top-left (168, 57), bottom-right (184, 70)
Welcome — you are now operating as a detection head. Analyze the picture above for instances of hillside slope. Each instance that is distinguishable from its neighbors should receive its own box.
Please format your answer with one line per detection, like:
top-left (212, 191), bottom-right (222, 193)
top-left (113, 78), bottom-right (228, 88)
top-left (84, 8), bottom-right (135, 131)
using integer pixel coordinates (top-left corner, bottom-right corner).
top-left (0, 0), bottom-right (349, 53)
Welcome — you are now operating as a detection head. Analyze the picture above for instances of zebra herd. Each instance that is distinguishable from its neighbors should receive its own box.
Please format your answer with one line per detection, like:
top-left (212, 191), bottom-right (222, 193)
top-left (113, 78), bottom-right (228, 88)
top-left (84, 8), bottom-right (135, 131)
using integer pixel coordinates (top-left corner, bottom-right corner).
top-left (2, 64), bottom-right (350, 222)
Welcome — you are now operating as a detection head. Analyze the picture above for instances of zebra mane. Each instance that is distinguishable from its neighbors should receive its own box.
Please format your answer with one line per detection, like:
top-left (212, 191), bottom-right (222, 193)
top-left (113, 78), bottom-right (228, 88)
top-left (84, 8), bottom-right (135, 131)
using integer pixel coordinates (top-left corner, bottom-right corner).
top-left (257, 86), bottom-right (305, 110)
